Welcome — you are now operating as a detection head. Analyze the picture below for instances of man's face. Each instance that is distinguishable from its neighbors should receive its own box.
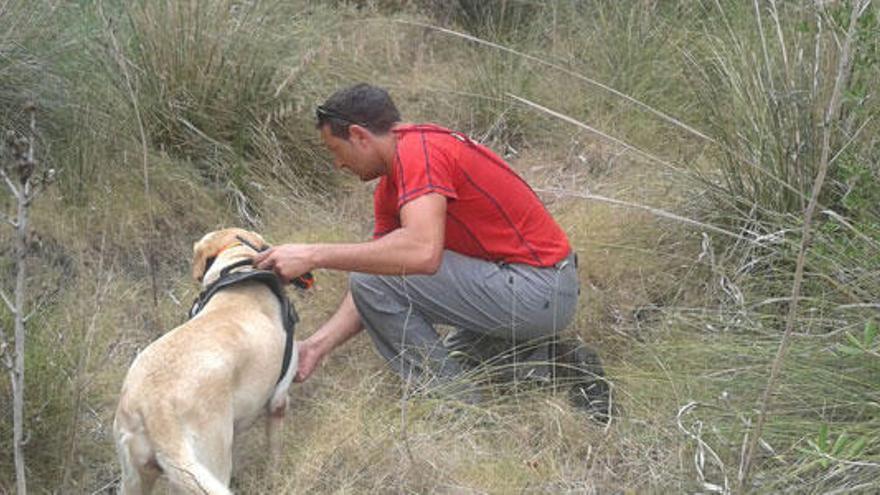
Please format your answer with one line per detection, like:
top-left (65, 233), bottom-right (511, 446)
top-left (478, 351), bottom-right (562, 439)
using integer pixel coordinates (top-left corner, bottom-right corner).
top-left (319, 124), bottom-right (383, 181)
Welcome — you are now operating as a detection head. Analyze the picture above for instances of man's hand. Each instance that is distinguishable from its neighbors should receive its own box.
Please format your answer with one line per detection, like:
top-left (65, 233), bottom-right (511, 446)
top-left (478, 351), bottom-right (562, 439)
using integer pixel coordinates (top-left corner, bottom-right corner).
top-left (253, 244), bottom-right (315, 283)
top-left (294, 339), bottom-right (323, 383)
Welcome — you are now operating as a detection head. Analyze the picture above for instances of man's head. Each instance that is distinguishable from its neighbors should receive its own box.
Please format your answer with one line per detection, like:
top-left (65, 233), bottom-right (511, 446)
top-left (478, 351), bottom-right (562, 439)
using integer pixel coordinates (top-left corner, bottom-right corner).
top-left (316, 83), bottom-right (401, 181)
top-left (316, 83), bottom-right (400, 139)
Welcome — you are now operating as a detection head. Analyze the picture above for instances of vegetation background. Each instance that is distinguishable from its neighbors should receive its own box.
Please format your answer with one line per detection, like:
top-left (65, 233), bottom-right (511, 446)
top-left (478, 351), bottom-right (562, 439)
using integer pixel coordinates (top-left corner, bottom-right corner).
top-left (1, 0), bottom-right (878, 492)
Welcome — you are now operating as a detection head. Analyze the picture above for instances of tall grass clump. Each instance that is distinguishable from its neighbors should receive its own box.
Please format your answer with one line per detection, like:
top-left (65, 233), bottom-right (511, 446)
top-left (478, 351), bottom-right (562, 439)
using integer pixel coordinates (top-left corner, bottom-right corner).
top-left (677, 1), bottom-right (880, 313)
top-left (671, 1), bottom-right (880, 490)
top-left (399, 1), bottom-right (695, 161)
top-left (91, 0), bottom-right (339, 202)
top-left (0, 3), bottom-right (61, 124)
top-left (686, 1), bottom-right (879, 225)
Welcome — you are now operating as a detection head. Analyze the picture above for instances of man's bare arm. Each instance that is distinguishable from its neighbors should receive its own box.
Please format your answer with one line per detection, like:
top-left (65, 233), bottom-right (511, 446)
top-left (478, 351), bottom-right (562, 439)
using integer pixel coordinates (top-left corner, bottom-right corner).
top-left (295, 290), bottom-right (362, 382)
top-left (254, 193), bottom-right (447, 280)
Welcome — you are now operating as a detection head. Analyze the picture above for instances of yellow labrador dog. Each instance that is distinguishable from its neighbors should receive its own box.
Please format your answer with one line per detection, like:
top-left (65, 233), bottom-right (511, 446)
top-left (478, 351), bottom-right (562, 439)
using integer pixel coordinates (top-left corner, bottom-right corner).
top-left (114, 228), bottom-right (298, 494)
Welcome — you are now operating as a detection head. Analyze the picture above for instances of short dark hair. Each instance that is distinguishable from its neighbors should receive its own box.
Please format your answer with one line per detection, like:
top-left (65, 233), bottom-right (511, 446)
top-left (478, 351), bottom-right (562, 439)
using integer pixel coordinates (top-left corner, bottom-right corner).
top-left (316, 83), bottom-right (401, 139)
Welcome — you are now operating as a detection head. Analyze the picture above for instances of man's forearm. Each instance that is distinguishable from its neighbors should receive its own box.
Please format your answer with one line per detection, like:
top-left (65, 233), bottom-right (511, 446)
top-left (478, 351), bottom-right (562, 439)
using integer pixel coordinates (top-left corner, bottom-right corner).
top-left (311, 228), bottom-right (440, 275)
top-left (308, 291), bottom-right (364, 357)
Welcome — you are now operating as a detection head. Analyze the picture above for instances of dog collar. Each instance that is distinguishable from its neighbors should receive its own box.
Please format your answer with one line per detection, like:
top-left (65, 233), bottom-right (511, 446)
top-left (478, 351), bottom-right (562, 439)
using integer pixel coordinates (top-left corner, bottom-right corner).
top-left (189, 267), bottom-right (298, 386)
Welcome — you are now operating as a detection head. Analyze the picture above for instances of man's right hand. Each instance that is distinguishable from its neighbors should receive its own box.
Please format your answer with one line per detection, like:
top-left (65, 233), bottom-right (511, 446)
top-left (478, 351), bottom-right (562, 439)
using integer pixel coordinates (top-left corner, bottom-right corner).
top-left (294, 338), bottom-right (323, 383)
top-left (291, 291), bottom-right (364, 384)
top-left (253, 244), bottom-right (317, 284)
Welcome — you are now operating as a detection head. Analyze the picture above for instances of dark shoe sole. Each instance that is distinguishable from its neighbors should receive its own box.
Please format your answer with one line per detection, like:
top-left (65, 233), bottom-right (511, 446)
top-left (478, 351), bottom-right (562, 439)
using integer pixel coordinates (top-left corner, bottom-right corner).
top-left (554, 339), bottom-right (611, 423)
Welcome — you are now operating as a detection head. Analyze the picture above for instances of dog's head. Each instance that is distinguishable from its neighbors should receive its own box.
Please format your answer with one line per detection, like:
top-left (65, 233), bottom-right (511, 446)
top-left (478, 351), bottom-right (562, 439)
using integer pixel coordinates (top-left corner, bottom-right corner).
top-left (192, 228), bottom-right (267, 284)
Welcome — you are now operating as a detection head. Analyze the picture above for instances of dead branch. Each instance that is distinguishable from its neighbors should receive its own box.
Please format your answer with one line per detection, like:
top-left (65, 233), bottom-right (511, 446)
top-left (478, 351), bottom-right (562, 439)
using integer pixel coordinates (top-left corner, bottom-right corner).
top-left (739, 0), bottom-right (870, 488)
top-left (1, 100), bottom-right (49, 495)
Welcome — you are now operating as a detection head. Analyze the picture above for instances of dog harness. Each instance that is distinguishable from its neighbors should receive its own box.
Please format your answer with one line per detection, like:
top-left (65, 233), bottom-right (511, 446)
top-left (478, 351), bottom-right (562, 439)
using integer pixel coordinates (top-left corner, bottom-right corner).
top-left (188, 258), bottom-right (298, 386)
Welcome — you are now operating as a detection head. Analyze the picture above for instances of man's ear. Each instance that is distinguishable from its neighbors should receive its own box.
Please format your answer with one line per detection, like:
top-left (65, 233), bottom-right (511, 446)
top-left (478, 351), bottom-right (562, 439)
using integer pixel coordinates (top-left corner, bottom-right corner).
top-left (348, 124), bottom-right (372, 146)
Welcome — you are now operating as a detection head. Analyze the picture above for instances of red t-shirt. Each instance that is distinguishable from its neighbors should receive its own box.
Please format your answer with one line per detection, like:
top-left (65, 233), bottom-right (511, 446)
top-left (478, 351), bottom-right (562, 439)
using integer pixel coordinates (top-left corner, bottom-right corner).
top-left (373, 124), bottom-right (570, 267)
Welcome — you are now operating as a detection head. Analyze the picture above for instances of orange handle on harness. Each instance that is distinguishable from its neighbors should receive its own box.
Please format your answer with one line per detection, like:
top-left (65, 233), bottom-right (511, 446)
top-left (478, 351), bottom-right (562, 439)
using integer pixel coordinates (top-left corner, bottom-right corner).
top-left (292, 272), bottom-right (315, 290)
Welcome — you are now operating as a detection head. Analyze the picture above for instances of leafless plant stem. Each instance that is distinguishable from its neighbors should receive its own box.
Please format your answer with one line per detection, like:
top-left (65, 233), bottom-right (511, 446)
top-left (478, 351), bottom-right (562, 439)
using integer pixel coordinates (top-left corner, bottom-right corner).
top-left (393, 19), bottom-right (716, 143)
top-left (98, 1), bottom-right (159, 310)
top-left (2, 103), bottom-right (38, 495)
top-left (739, 1), bottom-right (869, 488)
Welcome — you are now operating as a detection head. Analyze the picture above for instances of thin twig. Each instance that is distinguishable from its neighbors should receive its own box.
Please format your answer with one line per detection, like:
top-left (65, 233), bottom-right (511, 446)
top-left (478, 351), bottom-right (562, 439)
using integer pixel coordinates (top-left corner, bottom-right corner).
top-left (177, 117), bottom-right (232, 152)
top-left (1, 167), bottom-right (20, 197)
top-left (393, 19), bottom-right (717, 144)
top-left (507, 93), bottom-right (682, 173)
top-left (677, 401), bottom-right (731, 494)
top-left (822, 209), bottom-right (880, 251)
top-left (834, 303), bottom-right (880, 311)
top-left (829, 116), bottom-right (873, 167)
top-left (98, 1), bottom-right (159, 309)
top-left (534, 187), bottom-right (762, 245)
top-left (739, 1), bottom-right (869, 488)
top-left (768, 0), bottom-right (791, 88)
top-left (89, 475), bottom-right (121, 495)
top-left (0, 288), bottom-right (13, 314)
top-left (753, 0), bottom-right (775, 95)
top-left (814, 452), bottom-right (880, 469)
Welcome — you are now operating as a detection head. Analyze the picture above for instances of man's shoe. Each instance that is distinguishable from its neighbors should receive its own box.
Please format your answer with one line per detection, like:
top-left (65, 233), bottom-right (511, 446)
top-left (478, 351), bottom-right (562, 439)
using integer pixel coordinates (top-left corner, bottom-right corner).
top-left (553, 339), bottom-right (611, 424)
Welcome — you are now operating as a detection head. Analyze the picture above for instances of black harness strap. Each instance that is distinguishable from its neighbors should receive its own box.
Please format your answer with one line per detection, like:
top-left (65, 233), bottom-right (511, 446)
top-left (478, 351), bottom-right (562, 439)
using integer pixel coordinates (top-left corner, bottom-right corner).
top-left (189, 259), bottom-right (298, 386)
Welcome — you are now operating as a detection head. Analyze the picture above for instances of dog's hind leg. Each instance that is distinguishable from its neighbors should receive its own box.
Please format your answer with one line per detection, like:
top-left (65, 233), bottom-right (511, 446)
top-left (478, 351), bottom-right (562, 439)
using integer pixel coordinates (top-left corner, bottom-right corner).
top-left (117, 457), bottom-right (159, 495)
top-left (267, 342), bottom-right (295, 464)
top-left (264, 395), bottom-right (288, 491)
top-left (266, 395), bottom-right (288, 460)
top-left (115, 414), bottom-right (160, 495)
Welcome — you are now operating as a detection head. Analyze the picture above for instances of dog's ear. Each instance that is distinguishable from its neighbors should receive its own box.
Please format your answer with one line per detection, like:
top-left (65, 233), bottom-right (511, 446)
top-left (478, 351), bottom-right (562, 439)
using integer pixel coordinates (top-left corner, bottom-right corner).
top-left (191, 229), bottom-right (267, 282)
top-left (191, 233), bottom-right (217, 283)
top-left (192, 230), bottom-right (236, 282)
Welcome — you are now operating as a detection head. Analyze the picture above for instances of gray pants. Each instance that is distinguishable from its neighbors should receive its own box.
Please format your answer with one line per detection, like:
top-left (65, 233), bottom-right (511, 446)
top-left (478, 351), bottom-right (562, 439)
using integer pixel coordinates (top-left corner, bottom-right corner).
top-left (349, 250), bottom-right (579, 393)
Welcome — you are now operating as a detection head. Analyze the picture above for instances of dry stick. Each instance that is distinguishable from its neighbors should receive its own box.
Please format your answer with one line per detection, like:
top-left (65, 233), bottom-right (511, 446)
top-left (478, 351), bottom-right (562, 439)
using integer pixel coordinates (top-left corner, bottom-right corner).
top-left (0, 104), bottom-right (37, 495)
top-left (98, 1), bottom-right (159, 310)
top-left (17, 106), bottom-right (35, 495)
top-left (739, 1), bottom-right (869, 488)
top-left (753, 0), bottom-right (775, 95)
top-left (512, 94), bottom-right (774, 248)
top-left (393, 19), bottom-right (716, 144)
top-left (396, 18), bottom-right (819, 207)
top-left (535, 188), bottom-right (755, 245)
top-left (507, 93), bottom-right (682, 173)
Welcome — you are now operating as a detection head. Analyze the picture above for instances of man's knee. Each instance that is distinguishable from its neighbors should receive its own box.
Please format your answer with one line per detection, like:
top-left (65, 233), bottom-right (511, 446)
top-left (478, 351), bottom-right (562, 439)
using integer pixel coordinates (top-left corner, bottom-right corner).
top-left (349, 272), bottom-right (383, 299)
top-left (349, 272), bottom-right (399, 312)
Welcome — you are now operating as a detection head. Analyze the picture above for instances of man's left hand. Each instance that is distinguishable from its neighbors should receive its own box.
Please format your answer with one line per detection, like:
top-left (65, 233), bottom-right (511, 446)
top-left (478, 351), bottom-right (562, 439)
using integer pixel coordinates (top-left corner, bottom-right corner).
top-left (253, 244), bottom-right (315, 283)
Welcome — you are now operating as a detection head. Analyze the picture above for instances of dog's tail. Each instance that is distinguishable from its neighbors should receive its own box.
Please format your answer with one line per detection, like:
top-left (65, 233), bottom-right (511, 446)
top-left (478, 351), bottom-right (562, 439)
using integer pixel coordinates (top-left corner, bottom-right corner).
top-left (155, 450), bottom-right (232, 495)
top-left (127, 408), bottom-right (231, 495)
top-left (144, 415), bottom-right (231, 495)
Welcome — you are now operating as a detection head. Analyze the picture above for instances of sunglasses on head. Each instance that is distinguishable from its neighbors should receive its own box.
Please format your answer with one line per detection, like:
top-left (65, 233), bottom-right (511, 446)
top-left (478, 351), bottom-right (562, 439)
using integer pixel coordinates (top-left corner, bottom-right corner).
top-left (315, 105), bottom-right (369, 128)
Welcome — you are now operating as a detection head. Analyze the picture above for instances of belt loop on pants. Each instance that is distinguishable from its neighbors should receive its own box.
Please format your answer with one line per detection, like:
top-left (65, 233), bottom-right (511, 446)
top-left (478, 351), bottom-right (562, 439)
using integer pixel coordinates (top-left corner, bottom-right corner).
top-left (554, 251), bottom-right (578, 270)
